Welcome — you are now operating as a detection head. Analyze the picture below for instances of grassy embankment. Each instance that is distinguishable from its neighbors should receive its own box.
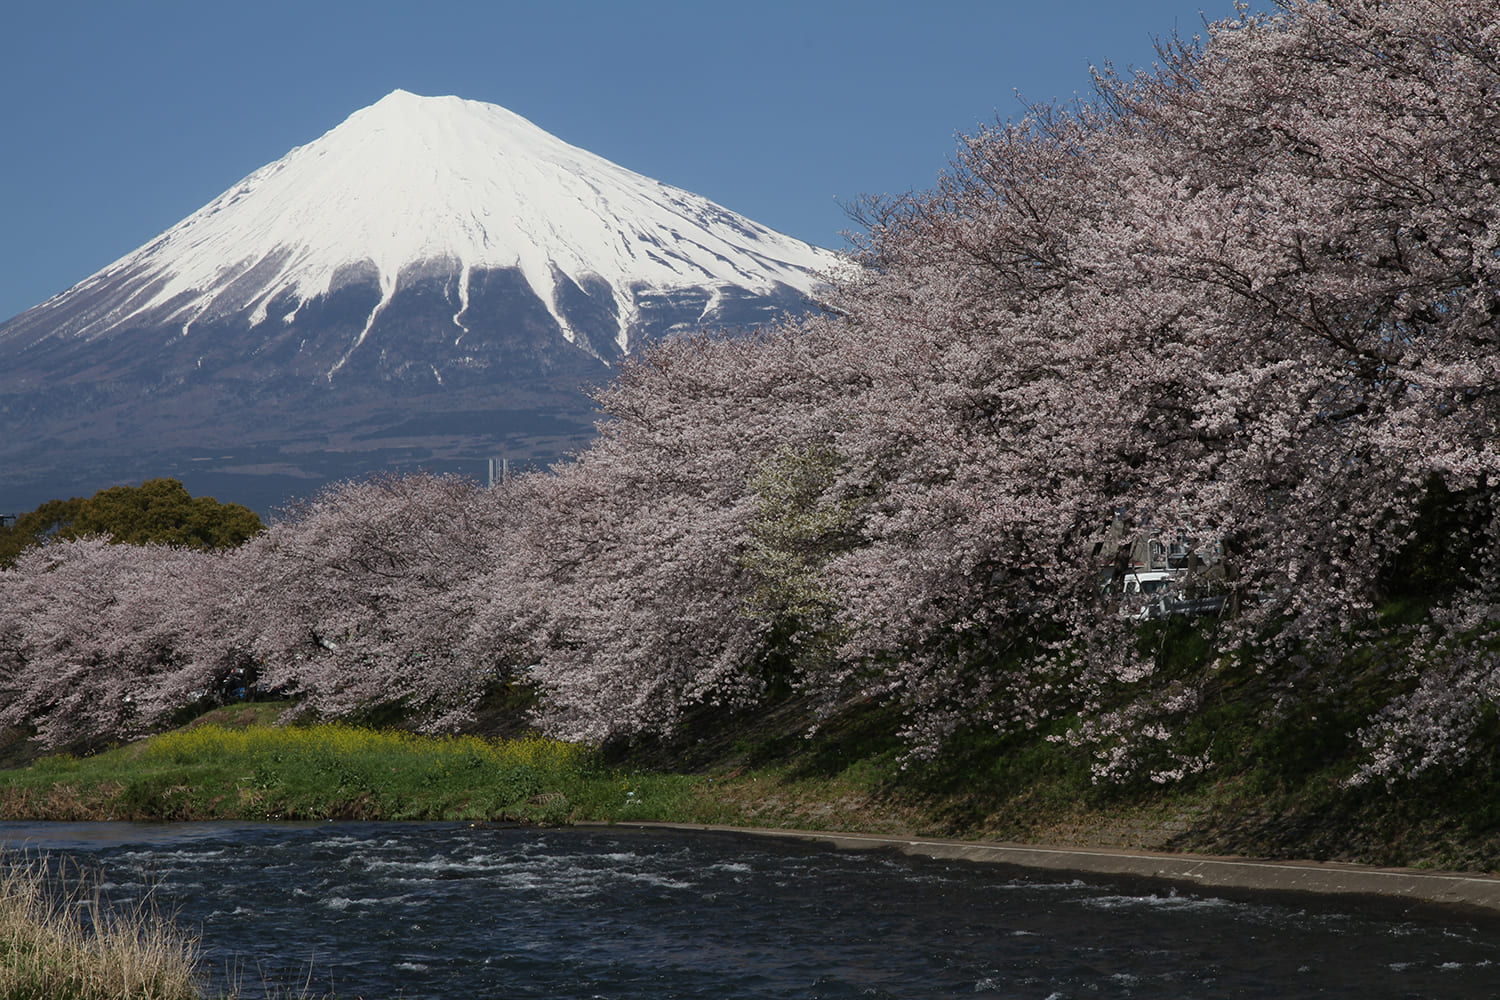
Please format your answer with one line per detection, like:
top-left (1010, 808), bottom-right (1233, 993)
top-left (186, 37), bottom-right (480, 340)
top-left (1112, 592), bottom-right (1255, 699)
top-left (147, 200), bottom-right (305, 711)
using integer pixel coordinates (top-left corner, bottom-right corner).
top-left (0, 705), bottom-right (698, 828)
top-left (3, 623), bottom-right (1500, 876)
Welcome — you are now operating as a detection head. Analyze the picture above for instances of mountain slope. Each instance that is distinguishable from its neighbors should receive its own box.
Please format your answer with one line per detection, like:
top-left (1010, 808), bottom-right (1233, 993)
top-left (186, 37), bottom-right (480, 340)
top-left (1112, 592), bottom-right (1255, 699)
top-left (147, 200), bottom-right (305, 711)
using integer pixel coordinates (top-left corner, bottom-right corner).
top-left (0, 90), bottom-right (840, 512)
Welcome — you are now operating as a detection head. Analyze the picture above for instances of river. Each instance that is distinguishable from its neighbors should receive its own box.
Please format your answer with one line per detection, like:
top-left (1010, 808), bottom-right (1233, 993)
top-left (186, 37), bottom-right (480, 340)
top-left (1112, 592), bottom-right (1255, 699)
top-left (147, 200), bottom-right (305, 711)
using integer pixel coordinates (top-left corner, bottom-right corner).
top-left (2, 821), bottom-right (1497, 998)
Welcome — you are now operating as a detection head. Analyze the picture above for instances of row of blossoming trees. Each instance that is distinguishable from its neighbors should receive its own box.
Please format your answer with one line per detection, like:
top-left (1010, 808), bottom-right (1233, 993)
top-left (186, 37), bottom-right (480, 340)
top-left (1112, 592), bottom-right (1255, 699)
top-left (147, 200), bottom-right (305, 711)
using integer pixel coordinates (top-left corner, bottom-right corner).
top-left (2, 0), bottom-right (1496, 784)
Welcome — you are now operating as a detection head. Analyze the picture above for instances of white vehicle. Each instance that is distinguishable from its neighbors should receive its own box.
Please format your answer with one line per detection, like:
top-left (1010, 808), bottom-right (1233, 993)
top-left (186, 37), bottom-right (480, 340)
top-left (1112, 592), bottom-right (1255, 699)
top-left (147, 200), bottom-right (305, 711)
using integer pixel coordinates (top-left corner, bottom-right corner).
top-left (1118, 570), bottom-right (1226, 621)
top-left (1120, 571), bottom-right (1176, 620)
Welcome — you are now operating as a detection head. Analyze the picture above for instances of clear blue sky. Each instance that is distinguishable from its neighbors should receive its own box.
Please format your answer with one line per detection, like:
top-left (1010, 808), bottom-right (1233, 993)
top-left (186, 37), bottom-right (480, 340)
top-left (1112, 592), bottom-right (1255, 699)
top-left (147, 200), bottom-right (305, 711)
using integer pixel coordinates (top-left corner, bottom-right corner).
top-left (1, 0), bottom-right (1261, 323)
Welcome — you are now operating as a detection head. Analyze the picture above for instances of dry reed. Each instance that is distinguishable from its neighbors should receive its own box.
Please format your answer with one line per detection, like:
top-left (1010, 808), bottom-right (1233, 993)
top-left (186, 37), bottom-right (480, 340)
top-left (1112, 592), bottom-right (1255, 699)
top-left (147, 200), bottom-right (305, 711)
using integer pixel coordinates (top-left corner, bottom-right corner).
top-left (0, 856), bottom-right (203, 1000)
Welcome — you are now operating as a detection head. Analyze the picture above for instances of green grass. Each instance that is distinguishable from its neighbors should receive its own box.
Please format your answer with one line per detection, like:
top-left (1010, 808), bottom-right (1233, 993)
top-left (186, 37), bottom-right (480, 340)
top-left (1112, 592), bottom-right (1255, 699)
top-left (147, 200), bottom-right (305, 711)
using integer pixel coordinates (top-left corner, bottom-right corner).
top-left (0, 699), bottom-right (923, 835)
top-left (0, 719), bottom-right (679, 826)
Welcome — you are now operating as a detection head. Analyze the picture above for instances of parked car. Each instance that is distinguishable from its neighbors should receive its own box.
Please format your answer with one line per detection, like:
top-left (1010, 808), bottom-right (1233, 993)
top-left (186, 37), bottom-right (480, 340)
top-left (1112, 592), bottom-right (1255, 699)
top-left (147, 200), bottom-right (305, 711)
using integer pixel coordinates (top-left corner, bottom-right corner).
top-left (1118, 570), bottom-right (1226, 621)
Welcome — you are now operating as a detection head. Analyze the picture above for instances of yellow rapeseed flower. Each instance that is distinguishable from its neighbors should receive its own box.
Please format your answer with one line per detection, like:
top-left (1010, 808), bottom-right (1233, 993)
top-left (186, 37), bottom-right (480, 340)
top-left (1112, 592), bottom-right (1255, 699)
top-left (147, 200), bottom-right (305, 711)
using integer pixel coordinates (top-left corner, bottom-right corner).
top-left (143, 723), bottom-right (588, 774)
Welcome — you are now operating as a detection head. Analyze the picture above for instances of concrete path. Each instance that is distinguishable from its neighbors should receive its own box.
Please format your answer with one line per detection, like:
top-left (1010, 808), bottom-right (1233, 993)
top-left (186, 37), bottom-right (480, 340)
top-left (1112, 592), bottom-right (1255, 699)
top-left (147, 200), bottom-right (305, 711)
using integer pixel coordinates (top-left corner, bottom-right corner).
top-left (601, 822), bottom-right (1500, 914)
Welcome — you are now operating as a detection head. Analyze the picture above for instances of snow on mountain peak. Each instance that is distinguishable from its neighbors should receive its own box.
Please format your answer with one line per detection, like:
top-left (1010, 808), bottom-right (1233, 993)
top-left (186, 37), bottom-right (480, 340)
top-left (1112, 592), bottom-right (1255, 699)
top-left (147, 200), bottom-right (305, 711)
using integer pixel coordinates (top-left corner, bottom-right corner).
top-left (63, 89), bottom-right (842, 365)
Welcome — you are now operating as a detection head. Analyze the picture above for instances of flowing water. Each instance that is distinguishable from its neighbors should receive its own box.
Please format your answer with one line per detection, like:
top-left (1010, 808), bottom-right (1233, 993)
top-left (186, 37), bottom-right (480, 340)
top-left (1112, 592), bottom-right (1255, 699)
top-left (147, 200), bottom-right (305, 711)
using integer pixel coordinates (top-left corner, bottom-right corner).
top-left (2, 821), bottom-right (1497, 999)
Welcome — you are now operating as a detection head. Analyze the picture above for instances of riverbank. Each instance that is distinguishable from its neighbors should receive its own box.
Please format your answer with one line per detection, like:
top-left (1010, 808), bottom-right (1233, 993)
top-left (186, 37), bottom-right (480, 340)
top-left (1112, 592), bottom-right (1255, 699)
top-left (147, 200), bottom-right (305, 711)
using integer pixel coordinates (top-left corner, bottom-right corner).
top-left (600, 821), bottom-right (1500, 916)
top-left (2, 697), bottom-right (1499, 899)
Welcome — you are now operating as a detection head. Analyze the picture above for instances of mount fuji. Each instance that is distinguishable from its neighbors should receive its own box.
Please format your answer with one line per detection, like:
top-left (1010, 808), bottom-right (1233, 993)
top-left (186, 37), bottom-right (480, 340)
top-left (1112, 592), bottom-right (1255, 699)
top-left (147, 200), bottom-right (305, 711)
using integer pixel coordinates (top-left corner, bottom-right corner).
top-left (0, 90), bottom-right (840, 512)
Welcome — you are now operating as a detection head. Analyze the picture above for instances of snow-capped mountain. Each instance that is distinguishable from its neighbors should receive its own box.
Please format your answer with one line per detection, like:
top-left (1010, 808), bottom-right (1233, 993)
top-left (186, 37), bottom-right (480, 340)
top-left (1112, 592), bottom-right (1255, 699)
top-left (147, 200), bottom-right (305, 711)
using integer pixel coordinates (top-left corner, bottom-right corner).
top-left (0, 90), bottom-right (840, 512)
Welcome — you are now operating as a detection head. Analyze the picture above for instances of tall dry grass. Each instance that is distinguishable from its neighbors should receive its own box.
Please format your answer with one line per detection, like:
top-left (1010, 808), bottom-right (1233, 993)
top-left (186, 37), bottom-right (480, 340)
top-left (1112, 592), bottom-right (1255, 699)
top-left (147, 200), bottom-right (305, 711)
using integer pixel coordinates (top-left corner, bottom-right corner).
top-left (0, 857), bottom-right (203, 1000)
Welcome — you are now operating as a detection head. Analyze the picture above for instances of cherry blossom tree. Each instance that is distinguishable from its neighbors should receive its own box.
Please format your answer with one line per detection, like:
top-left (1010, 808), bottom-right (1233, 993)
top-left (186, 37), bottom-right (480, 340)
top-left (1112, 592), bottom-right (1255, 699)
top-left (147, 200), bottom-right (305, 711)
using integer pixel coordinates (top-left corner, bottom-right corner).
top-left (0, 473), bottom-right (515, 747)
top-left (227, 472), bottom-right (506, 731)
top-left (0, 538), bottom-right (240, 749)
top-left (1075, 0), bottom-right (1499, 781)
top-left (809, 0), bottom-right (1500, 775)
top-left (464, 0), bottom-right (1496, 778)
top-left (1, 0), bottom-right (1493, 785)
top-left (477, 324), bottom-right (868, 742)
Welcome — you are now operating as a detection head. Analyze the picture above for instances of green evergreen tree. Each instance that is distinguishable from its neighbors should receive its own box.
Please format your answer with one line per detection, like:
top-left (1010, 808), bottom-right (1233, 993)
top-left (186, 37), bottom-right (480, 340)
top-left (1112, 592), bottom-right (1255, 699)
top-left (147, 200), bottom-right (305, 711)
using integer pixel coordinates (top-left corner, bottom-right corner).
top-left (0, 479), bottom-right (263, 567)
top-left (739, 445), bottom-right (861, 691)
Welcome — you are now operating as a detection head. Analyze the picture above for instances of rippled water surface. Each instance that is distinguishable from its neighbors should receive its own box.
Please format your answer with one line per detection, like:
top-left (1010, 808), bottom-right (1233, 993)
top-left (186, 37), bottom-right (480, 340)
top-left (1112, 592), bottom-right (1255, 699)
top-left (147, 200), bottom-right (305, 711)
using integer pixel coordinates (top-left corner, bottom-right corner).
top-left (3, 821), bottom-right (1498, 998)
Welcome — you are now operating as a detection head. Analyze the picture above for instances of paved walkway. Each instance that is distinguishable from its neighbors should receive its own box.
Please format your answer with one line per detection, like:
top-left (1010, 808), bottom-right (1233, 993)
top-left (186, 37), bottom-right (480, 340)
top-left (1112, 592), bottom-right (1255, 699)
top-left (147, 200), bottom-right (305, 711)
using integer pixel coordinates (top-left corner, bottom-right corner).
top-left (601, 822), bottom-right (1500, 914)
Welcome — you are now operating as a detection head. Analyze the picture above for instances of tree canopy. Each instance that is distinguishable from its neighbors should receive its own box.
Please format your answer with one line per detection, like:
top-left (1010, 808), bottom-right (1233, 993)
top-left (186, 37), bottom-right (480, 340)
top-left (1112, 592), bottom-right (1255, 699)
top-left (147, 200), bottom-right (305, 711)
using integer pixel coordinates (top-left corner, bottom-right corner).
top-left (0, 479), bottom-right (263, 566)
